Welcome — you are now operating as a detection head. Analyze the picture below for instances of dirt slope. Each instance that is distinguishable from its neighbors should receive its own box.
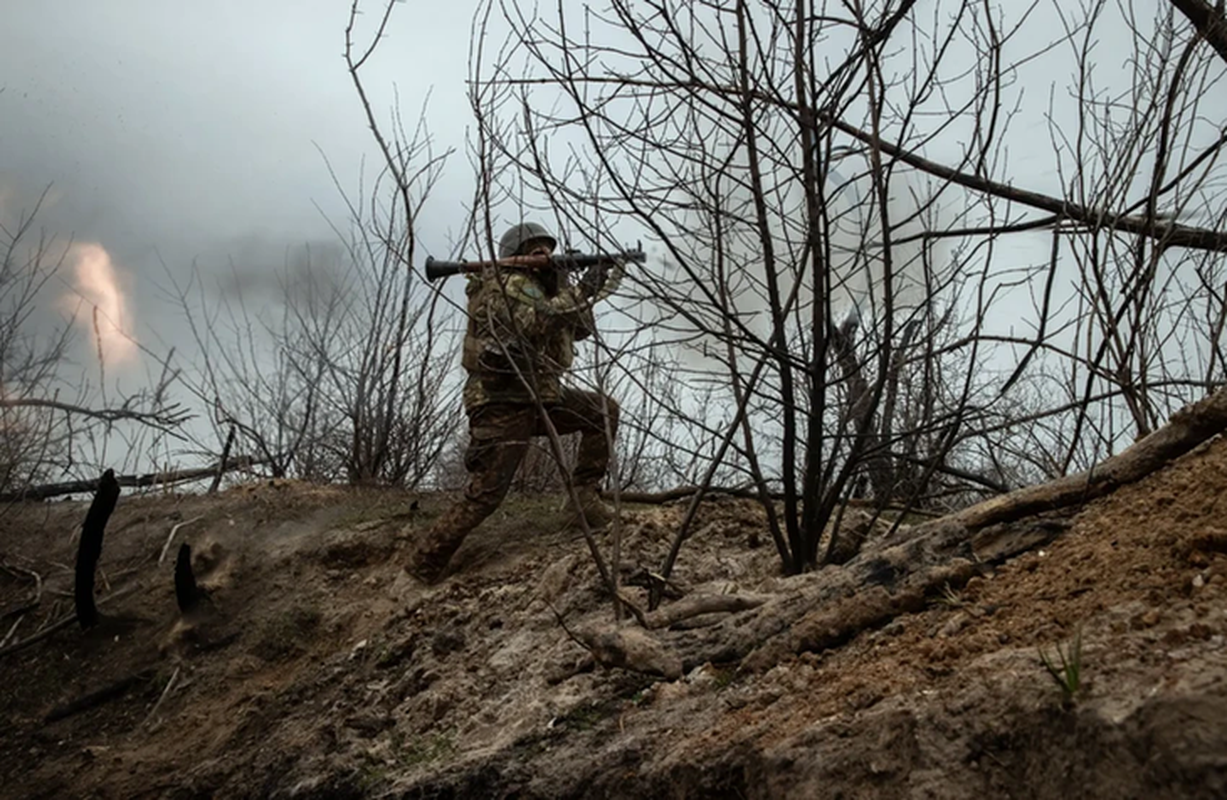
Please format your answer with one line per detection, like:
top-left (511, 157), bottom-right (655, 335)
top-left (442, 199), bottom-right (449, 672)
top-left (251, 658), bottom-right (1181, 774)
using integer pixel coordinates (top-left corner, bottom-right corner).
top-left (1, 440), bottom-right (1226, 799)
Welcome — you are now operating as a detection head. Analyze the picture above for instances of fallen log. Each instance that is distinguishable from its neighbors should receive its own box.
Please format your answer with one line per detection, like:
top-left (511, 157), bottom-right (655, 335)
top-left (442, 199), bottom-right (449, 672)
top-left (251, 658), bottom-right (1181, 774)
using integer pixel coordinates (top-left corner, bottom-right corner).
top-left (574, 626), bottom-right (683, 680)
top-left (629, 388), bottom-right (1227, 675)
top-left (613, 485), bottom-right (938, 517)
top-left (0, 456), bottom-right (265, 502)
top-left (665, 517), bottom-right (1071, 672)
top-left (949, 385), bottom-right (1227, 531)
top-left (612, 485), bottom-right (773, 504)
top-left (641, 593), bottom-right (769, 631)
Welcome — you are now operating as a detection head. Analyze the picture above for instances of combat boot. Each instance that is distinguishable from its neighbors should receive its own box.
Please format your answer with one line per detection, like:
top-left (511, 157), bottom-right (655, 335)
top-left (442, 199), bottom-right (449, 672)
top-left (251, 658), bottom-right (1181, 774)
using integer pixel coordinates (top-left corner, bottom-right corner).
top-left (404, 548), bottom-right (450, 585)
top-left (566, 485), bottom-right (616, 529)
top-left (404, 514), bottom-right (472, 585)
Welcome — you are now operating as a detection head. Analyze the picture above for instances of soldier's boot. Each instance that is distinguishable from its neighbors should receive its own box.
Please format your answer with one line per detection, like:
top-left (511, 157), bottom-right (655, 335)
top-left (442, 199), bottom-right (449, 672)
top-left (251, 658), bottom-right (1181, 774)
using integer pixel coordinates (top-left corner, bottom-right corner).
top-left (566, 485), bottom-right (616, 530)
top-left (405, 508), bottom-right (479, 584)
top-left (406, 539), bottom-right (457, 585)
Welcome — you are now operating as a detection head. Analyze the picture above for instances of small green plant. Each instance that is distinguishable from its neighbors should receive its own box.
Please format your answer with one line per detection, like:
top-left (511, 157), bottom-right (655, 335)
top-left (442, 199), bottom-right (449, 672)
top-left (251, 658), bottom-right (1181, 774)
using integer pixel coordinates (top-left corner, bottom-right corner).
top-left (712, 667), bottom-right (737, 689)
top-left (934, 582), bottom-right (966, 609)
top-left (565, 702), bottom-right (605, 731)
top-left (355, 762), bottom-right (388, 792)
top-left (392, 731), bottom-right (457, 768)
top-left (1038, 626), bottom-right (1084, 706)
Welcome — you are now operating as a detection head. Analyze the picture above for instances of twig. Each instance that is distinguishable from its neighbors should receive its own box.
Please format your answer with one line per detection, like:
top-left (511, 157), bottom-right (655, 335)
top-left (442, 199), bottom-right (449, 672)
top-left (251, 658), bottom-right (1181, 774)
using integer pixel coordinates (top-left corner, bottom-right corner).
top-left (143, 666), bottom-right (181, 730)
top-left (1, 614), bottom-right (24, 648)
top-left (545, 599), bottom-right (591, 653)
top-left (35, 599), bottom-right (62, 632)
top-left (158, 516), bottom-right (203, 564)
top-left (1, 600), bottom-right (38, 621)
top-left (209, 425), bottom-right (236, 493)
top-left (0, 396), bottom-right (187, 427)
top-left (615, 591), bottom-right (648, 628)
top-left (0, 562), bottom-right (43, 624)
top-left (0, 583), bottom-right (143, 659)
top-left (44, 669), bottom-right (155, 723)
top-left (105, 567), bottom-right (141, 582)
top-left (0, 561), bottom-right (43, 604)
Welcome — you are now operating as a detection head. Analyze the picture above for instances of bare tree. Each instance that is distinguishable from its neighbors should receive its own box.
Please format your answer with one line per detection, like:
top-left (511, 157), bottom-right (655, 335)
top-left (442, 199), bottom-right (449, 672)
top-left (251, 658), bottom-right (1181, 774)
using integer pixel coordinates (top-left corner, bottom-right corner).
top-left (466, 0), bottom-right (1227, 583)
top-left (158, 2), bottom-right (464, 491)
top-left (166, 211), bottom-right (461, 490)
top-left (1, 190), bottom-right (186, 498)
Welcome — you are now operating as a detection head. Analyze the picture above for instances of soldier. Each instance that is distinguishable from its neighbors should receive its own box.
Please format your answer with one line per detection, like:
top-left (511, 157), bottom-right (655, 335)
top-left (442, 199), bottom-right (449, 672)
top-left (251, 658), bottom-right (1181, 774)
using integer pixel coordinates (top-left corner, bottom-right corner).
top-left (406, 222), bottom-right (624, 583)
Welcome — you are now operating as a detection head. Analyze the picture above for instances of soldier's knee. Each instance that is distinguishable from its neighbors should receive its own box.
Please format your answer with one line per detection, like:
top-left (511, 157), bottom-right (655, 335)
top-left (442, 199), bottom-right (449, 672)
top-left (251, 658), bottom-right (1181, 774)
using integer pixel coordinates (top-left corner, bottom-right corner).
top-left (464, 485), bottom-right (511, 518)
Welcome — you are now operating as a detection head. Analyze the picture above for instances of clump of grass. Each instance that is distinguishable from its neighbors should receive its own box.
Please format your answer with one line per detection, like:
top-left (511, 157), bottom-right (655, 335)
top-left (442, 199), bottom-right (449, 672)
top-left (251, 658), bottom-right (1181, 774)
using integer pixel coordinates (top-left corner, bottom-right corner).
top-left (711, 666), bottom-right (737, 689)
top-left (1038, 626), bottom-right (1084, 707)
top-left (933, 582), bottom-right (967, 609)
top-left (392, 731), bottom-right (457, 768)
top-left (356, 762), bottom-right (387, 792)
top-left (563, 702), bottom-right (605, 731)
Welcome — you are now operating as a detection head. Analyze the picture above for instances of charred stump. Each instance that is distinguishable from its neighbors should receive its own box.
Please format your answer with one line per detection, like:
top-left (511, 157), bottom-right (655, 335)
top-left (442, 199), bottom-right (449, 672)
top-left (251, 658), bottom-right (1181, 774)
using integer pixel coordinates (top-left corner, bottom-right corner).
top-left (174, 543), bottom-right (200, 612)
top-left (73, 469), bottom-right (120, 629)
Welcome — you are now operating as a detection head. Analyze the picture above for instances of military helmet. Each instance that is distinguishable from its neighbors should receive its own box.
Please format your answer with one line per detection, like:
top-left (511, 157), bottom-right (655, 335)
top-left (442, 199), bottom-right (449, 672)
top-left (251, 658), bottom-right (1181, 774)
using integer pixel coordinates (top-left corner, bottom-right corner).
top-left (498, 222), bottom-right (557, 258)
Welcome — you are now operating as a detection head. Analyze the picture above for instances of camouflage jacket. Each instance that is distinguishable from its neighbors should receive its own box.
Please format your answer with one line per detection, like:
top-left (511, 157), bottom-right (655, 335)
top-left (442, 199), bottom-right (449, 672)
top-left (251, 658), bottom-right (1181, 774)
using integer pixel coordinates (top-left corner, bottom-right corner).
top-left (461, 268), bottom-right (601, 411)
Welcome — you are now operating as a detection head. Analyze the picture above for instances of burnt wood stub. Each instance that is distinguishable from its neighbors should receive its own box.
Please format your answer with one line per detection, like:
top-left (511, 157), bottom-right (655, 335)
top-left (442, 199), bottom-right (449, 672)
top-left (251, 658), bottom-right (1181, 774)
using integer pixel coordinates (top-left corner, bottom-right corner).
top-left (175, 543), bottom-right (200, 613)
top-left (74, 469), bottom-right (121, 629)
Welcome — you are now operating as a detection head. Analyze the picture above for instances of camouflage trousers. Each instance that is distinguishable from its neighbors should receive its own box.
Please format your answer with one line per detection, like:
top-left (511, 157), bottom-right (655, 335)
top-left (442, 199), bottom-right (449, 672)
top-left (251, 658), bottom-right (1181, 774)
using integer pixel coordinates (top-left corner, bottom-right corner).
top-left (411, 387), bottom-right (619, 580)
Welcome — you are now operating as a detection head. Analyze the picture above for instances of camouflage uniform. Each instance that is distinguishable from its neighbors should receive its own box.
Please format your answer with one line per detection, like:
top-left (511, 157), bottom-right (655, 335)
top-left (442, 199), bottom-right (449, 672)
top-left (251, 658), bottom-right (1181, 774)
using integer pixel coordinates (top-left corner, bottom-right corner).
top-left (410, 256), bottom-right (623, 582)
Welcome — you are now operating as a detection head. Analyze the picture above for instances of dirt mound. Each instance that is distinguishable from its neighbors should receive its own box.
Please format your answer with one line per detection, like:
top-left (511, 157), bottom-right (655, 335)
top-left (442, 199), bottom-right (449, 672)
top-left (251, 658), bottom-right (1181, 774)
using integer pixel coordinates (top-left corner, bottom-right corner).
top-left (1, 441), bottom-right (1226, 798)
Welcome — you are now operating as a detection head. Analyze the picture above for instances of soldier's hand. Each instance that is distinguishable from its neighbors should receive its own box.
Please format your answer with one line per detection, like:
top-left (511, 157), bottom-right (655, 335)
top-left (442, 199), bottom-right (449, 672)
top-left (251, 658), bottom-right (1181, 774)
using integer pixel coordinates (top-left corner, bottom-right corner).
top-left (578, 263), bottom-right (611, 298)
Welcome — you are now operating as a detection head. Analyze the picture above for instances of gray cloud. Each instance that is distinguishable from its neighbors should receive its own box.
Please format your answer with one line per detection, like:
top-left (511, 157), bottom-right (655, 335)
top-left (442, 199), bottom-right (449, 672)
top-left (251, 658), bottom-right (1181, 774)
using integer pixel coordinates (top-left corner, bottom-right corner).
top-left (0, 0), bottom-right (477, 316)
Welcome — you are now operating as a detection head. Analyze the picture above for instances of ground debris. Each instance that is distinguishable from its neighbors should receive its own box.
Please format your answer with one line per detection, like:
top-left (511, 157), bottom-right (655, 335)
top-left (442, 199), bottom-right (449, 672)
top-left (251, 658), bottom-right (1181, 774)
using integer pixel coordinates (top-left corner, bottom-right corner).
top-left (3, 434), bottom-right (1227, 798)
top-left (574, 625), bottom-right (683, 680)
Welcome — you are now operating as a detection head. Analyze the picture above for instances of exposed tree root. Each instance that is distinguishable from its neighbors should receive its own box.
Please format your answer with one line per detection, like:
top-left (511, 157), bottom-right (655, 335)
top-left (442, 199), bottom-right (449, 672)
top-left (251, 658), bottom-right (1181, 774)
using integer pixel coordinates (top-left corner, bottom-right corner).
top-left (574, 626), bottom-right (683, 680)
top-left (641, 594), bottom-right (770, 631)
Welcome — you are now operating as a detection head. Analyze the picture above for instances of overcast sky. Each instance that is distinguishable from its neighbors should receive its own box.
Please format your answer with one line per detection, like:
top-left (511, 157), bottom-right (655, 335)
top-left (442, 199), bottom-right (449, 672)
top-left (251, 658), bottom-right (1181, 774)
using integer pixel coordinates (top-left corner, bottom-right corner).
top-left (1, 0), bottom-right (478, 355)
top-left (4, 4), bottom-right (1222, 389)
